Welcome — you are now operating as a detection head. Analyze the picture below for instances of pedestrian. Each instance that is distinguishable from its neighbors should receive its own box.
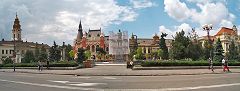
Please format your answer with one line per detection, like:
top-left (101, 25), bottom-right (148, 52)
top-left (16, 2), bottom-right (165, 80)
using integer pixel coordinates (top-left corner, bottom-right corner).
top-left (46, 60), bottom-right (49, 70)
top-left (38, 61), bottom-right (43, 71)
top-left (222, 58), bottom-right (225, 69)
top-left (223, 57), bottom-right (230, 72)
top-left (208, 58), bottom-right (214, 72)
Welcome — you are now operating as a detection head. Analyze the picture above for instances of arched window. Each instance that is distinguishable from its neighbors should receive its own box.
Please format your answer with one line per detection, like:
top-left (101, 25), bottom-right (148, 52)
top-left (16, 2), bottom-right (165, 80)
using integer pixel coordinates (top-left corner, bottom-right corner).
top-left (91, 45), bottom-right (95, 52)
top-left (143, 47), bottom-right (146, 53)
top-left (106, 47), bottom-right (109, 52)
top-left (87, 46), bottom-right (90, 50)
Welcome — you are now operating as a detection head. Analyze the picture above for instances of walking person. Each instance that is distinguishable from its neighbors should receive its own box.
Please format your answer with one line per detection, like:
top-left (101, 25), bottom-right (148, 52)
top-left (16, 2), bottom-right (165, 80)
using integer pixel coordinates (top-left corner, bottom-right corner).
top-left (38, 61), bottom-right (43, 71)
top-left (223, 57), bottom-right (230, 72)
top-left (208, 58), bottom-right (214, 72)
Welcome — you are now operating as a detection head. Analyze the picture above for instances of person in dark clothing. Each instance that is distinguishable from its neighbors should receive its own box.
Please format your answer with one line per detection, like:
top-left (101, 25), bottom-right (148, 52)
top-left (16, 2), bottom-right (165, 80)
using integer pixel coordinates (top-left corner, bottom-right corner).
top-left (208, 58), bottom-right (214, 72)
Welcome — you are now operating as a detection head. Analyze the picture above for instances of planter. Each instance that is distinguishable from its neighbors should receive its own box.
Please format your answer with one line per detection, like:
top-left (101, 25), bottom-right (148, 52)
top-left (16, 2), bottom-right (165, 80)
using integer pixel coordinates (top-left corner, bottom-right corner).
top-left (83, 61), bottom-right (92, 68)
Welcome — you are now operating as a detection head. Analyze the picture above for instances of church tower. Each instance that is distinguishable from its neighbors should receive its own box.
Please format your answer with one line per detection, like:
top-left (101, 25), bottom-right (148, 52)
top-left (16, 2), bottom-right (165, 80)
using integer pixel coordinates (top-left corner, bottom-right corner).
top-left (12, 12), bottom-right (22, 41)
top-left (76, 20), bottom-right (83, 42)
top-left (232, 25), bottom-right (238, 35)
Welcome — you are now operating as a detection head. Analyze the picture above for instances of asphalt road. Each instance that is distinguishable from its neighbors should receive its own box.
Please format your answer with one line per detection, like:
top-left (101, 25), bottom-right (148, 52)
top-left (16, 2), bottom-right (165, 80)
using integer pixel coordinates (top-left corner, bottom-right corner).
top-left (0, 72), bottom-right (240, 91)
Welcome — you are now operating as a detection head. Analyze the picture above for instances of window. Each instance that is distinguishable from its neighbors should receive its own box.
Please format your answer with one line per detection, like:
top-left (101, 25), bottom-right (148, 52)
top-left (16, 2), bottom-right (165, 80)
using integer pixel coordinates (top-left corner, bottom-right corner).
top-left (143, 47), bottom-right (146, 53)
top-left (2, 50), bottom-right (4, 54)
top-left (6, 50), bottom-right (8, 54)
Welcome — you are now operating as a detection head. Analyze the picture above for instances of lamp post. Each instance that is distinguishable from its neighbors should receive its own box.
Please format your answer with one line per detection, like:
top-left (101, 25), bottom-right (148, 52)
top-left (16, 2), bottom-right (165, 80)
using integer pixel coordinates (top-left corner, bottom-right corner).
top-left (202, 24), bottom-right (213, 60)
top-left (13, 35), bottom-right (16, 72)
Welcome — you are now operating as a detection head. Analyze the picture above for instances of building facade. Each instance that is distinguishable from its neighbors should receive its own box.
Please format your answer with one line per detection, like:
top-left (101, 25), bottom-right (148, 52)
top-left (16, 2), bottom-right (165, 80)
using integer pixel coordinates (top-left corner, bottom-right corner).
top-left (73, 21), bottom-right (109, 59)
top-left (198, 25), bottom-right (239, 54)
top-left (129, 33), bottom-right (173, 59)
top-left (0, 13), bottom-right (50, 64)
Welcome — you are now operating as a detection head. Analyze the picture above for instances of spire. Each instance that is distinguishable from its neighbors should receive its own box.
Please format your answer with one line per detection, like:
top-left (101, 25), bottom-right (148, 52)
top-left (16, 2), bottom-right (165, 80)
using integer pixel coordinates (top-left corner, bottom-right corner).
top-left (78, 20), bottom-right (82, 31)
top-left (16, 12), bottom-right (18, 19)
top-left (77, 20), bottom-right (83, 40)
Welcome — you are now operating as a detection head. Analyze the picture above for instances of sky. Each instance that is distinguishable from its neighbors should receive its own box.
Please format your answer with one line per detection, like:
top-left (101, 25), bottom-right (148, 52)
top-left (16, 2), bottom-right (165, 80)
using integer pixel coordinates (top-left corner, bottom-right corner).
top-left (0, 0), bottom-right (240, 45)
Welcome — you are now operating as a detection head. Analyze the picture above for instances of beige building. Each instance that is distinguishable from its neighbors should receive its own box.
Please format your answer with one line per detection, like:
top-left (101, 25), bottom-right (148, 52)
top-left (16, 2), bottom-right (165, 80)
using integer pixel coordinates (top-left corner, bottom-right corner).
top-left (198, 25), bottom-right (239, 54)
top-left (0, 13), bottom-right (50, 64)
top-left (129, 33), bottom-right (173, 59)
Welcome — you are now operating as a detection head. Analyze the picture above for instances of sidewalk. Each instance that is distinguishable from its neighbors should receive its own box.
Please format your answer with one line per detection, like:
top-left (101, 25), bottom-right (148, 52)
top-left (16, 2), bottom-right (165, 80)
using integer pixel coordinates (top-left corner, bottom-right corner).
top-left (1, 66), bottom-right (240, 76)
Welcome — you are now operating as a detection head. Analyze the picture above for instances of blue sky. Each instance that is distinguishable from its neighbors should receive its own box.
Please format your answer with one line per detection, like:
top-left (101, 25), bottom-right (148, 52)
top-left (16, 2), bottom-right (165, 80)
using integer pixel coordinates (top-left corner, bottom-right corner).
top-left (0, 0), bottom-right (240, 45)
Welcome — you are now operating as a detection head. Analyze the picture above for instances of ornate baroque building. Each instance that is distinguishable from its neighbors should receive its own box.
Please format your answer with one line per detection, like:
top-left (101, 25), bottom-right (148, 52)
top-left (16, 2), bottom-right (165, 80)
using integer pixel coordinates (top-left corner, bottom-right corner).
top-left (73, 21), bottom-right (109, 58)
top-left (129, 33), bottom-right (173, 59)
top-left (198, 25), bottom-right (239, 54)
top-left (0, 13), bottom-right (50, 64)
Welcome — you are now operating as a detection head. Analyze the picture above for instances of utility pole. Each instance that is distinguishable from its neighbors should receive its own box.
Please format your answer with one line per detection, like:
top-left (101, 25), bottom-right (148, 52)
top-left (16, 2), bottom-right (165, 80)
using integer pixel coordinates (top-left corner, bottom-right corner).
top-left (13, 34), bottom-right (16, 72)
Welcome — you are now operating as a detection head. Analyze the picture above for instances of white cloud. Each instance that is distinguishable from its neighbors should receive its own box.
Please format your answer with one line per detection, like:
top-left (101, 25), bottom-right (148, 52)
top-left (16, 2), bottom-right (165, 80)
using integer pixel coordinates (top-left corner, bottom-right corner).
top-left (0, 0), bottom-right (144, 45)
top-left (164, 0), bottom-right (191, 21)
top-left (191, 2), bottom-right (229, 25)
top-left (219, 19), bottom-right (233, 28)
top-left (158, 23), bottom-right (192, 39)
top-left (175, 23), bottom-right (192, 33)
top-left (163, 0), bottom-right (236, 37)
top-left (130, 0), bottom-right (156, 9)
top-left (164, 0), bottom-right (235, 26)
top-left (158, 25), bottom-right (173, 39)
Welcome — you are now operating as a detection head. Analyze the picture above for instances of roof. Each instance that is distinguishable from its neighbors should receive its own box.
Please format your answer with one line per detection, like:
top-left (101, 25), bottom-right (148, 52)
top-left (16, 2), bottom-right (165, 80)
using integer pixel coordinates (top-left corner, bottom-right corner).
top-left (0, 41), bottom-right (50, 48)
top-left (215, 27), bottom-right (236, 36)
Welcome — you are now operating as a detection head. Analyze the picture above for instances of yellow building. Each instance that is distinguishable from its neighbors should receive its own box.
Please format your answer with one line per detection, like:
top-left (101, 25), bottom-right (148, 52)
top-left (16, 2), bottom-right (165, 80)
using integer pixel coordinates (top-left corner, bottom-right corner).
top-left (198, 25), bottom-right (239, 54)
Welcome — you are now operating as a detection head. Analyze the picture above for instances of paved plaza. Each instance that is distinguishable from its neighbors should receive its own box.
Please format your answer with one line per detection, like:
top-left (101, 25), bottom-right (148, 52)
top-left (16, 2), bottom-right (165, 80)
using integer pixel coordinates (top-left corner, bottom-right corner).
top-left (1, 65), bottom-right (240, 76)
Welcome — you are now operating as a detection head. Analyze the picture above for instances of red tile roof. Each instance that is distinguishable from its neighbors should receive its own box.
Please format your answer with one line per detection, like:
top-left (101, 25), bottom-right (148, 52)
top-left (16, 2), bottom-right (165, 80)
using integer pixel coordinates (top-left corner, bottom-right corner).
top-left (215, 27), bottom-right (236, 36)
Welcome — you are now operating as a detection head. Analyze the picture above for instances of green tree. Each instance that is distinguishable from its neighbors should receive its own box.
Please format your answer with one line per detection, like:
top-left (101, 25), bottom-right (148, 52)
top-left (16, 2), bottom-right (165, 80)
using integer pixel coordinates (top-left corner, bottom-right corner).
top-left (96, 47), bottom-right (107, 60)
top-left (135, 47), bottom-right (144, 60)
top-left (65, 44), bottom-right (73, 61)
top-left (159, 33), bottom-right (169, 59)
top-left (34, 47), bottom-right (40, 62)
top-left (77, 48), bottom-right (86, 64)
top-left (38, 47), bottom-right (48, 62)
top-left (49, 41), bottom-right (61, 62)
top-left (186, 42), bottom-right (203, 60)
top-left (169, 30), bottom-right (190, 60)
top-left (84, 50), bottom-right (91, 59)
top-left (69, 50), bottom-right (75, 60)
top-left (202, 41), bottom-right (211, 59)
top-left (228, 40), bottom-right (238, 60)
top-left (214, 38), bottom-right (224, 61)
top-left (22, 50), bottom-right (35, 63)
top-left (2, 57), bottom-right (13, 64)
top-left (157, 49), bottom-right (163, 59)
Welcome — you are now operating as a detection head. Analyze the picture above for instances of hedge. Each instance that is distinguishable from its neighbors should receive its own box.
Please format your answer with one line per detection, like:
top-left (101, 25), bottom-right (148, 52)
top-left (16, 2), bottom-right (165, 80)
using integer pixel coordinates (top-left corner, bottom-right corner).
top-left (0, 61), bottom-right (79, 67)
top-left (141, 61), bottom-right (240, 67)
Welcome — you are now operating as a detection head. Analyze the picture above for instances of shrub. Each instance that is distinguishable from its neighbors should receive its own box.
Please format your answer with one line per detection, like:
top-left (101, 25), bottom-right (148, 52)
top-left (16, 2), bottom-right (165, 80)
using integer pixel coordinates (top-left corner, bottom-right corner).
top-left (0, 61), bottom-right (78, 67)
top-left (2, 57), bottom-right (13, 64)
top-left (141, 60), bottom-right (240, 67)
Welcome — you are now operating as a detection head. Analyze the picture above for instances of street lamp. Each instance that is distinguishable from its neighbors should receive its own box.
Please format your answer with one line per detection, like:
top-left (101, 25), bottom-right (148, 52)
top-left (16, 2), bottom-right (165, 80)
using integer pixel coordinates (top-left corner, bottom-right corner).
top-left (202, 24), bottom-right (213, 60)
top-left (13, 35), bottom-right (16, 72)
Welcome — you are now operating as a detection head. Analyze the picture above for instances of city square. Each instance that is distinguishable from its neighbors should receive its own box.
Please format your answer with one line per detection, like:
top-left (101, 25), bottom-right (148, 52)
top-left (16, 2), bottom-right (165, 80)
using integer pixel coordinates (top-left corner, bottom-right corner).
top-left (1, 0), bottom-right (240, 91)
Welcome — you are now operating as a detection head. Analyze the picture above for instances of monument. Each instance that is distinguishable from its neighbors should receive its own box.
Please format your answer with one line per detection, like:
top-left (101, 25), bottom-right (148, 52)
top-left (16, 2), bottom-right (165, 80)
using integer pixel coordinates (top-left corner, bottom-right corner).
top-left (109, 30), bottom-right (129, 62)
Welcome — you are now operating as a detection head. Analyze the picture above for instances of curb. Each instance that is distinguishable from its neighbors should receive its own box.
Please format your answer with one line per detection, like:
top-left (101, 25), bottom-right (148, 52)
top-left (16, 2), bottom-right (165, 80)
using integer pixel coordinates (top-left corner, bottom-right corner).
top-left (132, 66), bottom-right (240, 70)
top-left (0, 66), bottom-right (82, 70)
top-left (1, 70), bottom-right (239, 76)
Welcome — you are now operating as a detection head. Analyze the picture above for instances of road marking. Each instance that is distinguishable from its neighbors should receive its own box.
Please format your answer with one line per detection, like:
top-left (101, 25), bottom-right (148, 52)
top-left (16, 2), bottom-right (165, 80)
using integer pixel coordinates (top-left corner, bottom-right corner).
top-left (104, 83), bottom-right (240, 91)
top-left (75, 77), bottom-right (91, 79)
top-left (69, 83), bottom-right (107, 87)
top-left (0, 79), bottom-right (99, 91)
top-left (103, 77), bottom-right (117, 80)
top-left (48, 80), bottom-right (69, 84)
